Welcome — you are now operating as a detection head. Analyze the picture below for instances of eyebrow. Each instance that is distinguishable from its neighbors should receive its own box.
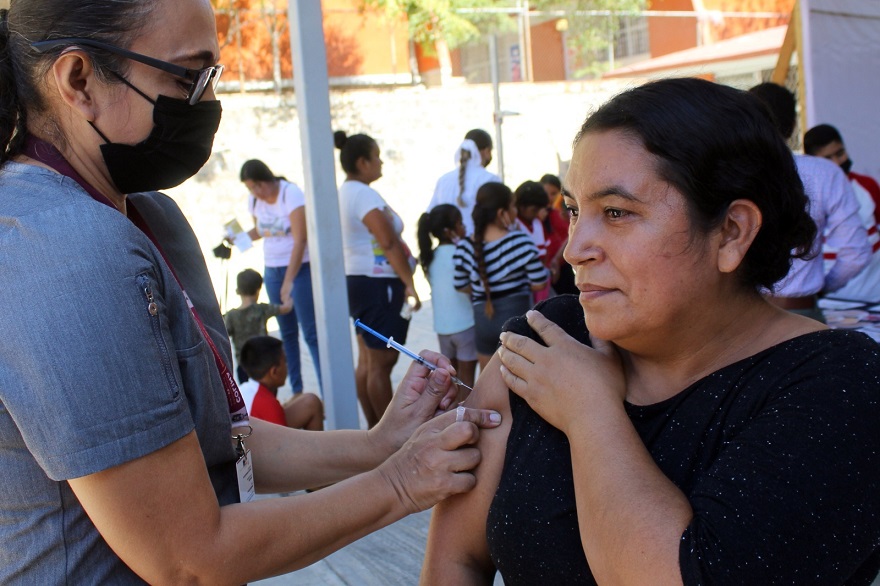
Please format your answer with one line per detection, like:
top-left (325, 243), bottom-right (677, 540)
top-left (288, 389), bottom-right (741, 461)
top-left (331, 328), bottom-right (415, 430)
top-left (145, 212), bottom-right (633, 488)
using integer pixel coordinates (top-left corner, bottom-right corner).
top-left (561, 185), bottom-right (643, 203)
top-left (170, 49), bottom-right (218, 67)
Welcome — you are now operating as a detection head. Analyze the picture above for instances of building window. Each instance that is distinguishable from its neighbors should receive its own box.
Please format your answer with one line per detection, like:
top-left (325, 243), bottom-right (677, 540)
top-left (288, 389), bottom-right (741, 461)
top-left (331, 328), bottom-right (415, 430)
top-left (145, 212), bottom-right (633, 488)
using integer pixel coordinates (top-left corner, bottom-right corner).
top-left (614, 16), bottom-right (649, 59)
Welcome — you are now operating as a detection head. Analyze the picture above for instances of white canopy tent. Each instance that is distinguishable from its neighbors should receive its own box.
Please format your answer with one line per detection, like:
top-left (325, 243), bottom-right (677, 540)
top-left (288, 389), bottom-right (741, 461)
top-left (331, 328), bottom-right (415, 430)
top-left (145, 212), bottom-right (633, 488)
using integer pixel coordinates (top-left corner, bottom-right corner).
top-left (777, 0), bottom-right (880, 178)
top-left (802, 0), bottom-right (880, 179)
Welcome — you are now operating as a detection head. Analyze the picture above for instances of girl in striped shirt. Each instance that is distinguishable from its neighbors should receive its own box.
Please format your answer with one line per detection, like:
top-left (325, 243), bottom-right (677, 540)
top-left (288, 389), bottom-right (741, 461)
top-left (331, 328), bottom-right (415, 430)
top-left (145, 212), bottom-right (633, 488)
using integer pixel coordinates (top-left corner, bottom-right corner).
top-left (454, 183), bottom-right (549, 368)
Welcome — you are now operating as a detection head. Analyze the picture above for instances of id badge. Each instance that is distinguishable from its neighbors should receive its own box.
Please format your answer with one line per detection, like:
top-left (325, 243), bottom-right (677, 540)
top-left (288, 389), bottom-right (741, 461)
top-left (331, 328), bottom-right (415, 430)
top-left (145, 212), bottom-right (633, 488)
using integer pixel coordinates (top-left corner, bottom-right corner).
top-left (236, 449), bottom-right (255, 503)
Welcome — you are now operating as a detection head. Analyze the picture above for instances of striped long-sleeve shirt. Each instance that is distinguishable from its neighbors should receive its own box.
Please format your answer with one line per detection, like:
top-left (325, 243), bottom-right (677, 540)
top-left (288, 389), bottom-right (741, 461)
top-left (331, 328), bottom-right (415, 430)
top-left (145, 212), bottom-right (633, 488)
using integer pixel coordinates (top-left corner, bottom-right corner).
top-left (453, 231), bottom-right (549, 302)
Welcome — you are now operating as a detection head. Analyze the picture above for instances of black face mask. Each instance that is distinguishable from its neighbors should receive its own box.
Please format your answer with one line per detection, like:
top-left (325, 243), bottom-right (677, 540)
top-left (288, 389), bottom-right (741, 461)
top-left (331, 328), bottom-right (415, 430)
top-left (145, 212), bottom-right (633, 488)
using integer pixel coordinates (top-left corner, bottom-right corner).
top-left (840, 158), bottom-right (853, 175)
top-left (90, 77), bottom-right (222, 194)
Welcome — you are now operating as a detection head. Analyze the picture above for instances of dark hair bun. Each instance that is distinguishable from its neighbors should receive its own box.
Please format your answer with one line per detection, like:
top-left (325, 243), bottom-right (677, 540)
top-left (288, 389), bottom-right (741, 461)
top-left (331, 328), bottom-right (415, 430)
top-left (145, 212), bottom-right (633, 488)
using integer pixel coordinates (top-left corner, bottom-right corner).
top-left (333, 130), bottom-right (347, 150)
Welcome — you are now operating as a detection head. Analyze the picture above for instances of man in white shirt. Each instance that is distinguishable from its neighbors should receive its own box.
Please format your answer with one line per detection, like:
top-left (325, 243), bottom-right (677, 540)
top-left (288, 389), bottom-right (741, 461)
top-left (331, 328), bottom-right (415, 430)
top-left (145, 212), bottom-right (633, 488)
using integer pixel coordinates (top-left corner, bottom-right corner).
top-left (749, 83), bottom-right (870, 320)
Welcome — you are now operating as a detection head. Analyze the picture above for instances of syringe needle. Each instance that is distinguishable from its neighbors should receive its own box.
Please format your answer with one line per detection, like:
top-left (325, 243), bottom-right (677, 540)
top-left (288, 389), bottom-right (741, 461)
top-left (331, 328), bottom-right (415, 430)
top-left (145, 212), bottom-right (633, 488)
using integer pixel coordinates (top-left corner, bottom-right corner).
top-left (354, 319), bottom-right (474, 392)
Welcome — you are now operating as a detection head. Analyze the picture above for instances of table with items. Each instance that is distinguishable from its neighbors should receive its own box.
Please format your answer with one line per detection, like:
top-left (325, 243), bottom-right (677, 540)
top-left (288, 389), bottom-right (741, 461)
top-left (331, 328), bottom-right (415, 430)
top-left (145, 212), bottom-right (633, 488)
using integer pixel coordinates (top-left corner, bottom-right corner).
top-left (820, 298), bottom-right (880, 342)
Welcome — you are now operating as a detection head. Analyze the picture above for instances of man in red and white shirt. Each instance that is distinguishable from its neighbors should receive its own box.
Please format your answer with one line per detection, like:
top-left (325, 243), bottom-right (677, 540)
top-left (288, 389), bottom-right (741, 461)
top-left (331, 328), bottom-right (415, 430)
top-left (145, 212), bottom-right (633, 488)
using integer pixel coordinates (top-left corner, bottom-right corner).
top-left (805, 124), bottom-right (880, 303)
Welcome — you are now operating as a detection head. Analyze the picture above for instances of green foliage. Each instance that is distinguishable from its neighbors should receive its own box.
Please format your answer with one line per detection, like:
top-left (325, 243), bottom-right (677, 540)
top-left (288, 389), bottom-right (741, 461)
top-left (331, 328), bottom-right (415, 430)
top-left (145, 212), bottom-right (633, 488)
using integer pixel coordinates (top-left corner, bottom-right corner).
top-left (361, 0), bottom-right (514, 48)
top-left (365, 0), bottom-right (646, 74)
top-left (533, 0), bottom-right (646, 77)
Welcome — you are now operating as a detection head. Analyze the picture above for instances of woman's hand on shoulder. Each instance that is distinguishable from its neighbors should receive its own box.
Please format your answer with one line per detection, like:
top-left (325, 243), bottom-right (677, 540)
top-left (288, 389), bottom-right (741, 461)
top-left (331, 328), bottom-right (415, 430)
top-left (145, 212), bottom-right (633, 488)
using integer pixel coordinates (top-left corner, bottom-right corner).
top-left (369, 350), bottom-right (500, 454)
top-left (498, 309), bottom-right (625, 435)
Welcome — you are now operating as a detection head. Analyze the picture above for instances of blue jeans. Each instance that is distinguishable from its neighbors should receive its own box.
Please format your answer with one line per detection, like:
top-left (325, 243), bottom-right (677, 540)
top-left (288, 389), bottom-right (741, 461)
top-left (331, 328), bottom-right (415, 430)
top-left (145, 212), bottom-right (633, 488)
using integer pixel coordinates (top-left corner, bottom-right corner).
top-left (263, 263), bottom-right (321, 394)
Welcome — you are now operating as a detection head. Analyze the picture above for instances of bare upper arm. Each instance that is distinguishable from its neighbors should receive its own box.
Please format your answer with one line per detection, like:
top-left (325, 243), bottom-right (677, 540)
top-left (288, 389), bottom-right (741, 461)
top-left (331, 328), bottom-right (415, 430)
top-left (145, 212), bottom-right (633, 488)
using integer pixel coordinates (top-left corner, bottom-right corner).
top-left (361, 208), bottom-right (398, 250)
top-left (68, 431), bottom-right (226, 584)
top-left (421, 354), bottom-right (512, 585)
top-left (288, 206), bottom-right (307, 240)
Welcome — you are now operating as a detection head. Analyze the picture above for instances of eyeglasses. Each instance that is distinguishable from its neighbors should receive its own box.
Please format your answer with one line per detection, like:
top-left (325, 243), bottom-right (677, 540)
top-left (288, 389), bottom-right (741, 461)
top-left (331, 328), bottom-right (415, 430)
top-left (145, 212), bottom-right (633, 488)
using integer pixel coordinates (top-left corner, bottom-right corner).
top-left (31, 38), bottom-right (223, 105)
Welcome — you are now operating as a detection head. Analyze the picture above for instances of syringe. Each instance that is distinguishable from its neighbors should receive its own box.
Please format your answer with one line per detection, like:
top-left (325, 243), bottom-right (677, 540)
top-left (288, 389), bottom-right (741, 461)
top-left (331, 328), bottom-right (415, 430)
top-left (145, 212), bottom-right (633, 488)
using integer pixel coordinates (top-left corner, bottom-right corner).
top-left (354, 319), bottom-right (474, 393)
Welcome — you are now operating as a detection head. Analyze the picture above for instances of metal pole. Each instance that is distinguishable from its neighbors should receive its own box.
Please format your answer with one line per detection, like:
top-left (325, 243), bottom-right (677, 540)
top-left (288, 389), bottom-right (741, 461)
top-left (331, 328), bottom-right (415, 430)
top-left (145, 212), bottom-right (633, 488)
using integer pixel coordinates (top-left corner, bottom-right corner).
top-left (523, 0), bottom-right (534, 82)
top-left (489, 35), bottom-right (505, 184)
top-left (516, 0), bottom-right (526, 81)
top-left (287, 0), bottom-right (360, 430)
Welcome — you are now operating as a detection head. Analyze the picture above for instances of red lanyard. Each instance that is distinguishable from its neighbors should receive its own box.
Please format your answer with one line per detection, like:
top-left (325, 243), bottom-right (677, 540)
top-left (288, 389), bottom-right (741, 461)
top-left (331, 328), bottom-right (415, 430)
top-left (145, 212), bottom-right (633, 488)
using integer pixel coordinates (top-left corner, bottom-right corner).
top-left (21, 136), bottom-right (250, 430)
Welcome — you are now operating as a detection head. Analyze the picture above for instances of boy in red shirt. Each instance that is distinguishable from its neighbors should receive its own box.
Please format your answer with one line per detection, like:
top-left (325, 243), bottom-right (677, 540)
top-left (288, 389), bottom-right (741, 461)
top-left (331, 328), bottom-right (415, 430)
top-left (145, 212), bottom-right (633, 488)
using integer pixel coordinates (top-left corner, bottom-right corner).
top-left (239, 336), bottom-right (324, 430)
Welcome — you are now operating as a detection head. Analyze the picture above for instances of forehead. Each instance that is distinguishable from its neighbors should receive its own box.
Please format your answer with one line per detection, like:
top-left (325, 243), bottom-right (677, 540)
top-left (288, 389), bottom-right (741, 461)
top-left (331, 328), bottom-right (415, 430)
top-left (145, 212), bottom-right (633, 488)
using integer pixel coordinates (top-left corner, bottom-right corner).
top-left (564, 130), bottom-right (657, 195)
top-left (131, 0), bottom-right (219, 63)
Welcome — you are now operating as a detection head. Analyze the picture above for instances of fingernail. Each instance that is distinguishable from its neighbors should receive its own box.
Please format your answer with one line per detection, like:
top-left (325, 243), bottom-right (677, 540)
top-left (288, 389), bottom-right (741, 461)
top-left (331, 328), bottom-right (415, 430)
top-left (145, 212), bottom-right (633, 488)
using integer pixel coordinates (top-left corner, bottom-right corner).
top-left (489, 411), bottom-right (501, 423)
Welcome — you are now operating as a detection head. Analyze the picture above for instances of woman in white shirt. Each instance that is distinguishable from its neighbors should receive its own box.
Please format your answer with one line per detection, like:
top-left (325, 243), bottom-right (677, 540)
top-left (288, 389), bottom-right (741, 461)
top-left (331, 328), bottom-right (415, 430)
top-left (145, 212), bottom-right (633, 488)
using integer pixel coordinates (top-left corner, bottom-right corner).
top-left (334, 131), bottom-right (421, 427)
top-left (240, 159), bottom-right (320, 394)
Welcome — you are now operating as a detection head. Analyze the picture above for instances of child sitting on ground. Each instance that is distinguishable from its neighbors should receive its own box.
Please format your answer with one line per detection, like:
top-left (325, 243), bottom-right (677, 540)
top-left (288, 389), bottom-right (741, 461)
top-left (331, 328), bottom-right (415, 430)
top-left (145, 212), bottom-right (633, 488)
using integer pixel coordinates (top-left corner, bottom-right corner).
top-left (224, 268), bottom-right (292, 383)
top-left (239, 336), bottom-right (324, 430)
top-left (417, 204), bottom-right (477, 403)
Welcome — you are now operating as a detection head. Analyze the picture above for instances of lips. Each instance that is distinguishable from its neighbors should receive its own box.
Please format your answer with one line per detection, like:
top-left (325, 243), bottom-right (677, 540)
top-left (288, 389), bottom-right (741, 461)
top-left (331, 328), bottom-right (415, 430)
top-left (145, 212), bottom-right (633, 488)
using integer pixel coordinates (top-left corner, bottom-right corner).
top-left (577, 283), bottom-right (614, 293)
top-left (577, 283), bottom-right (616, 301)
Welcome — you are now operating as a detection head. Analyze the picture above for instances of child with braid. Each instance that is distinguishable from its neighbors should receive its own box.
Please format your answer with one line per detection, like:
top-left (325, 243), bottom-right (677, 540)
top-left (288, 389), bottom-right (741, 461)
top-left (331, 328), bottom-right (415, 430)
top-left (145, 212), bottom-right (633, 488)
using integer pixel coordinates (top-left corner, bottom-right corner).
top-left (427, 129), bottom-right (500, 236)
top-left (453, 183), bottom-right (549, 368)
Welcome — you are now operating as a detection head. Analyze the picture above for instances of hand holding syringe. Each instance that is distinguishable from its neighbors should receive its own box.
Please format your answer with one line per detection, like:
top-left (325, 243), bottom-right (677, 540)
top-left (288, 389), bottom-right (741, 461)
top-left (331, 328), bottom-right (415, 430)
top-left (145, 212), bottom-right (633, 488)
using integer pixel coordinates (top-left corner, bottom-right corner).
top-left (354, 319), bottom-right (474, 393)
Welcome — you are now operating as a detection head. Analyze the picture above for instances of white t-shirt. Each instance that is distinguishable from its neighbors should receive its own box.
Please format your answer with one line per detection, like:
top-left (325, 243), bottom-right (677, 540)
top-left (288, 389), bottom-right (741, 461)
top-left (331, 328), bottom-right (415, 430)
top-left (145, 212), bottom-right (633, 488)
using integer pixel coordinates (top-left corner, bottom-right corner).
top-left (238, 379), bottom-right (260, 414)
top-left (248, 180), bottom-right (310, 268)
top-left (428, 165), bottom-right (500, 237)
top-left (338, 179), bottom-right (404, 277)
top-left (427, 244), bottom-right (474, 335)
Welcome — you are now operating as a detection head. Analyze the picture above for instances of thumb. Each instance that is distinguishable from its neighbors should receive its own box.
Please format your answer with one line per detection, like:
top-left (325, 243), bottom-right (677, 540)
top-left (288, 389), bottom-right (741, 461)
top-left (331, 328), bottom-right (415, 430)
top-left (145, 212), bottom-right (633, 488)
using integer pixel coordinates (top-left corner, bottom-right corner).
top-left (441, 405), bottom-right (502, 429)
top-left (524, 309), bottom-right (566, 347)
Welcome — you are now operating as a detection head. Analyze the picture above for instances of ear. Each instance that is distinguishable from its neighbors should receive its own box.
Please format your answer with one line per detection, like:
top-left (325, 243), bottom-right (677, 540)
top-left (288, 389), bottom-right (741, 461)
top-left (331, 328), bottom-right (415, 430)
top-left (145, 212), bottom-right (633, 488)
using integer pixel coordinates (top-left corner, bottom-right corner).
top-left (49, 50), bottom-right (104, 123)
top-left (268, 361), bottom-right (285, 381)
top-left (716, 199), bottom-right (762, 274)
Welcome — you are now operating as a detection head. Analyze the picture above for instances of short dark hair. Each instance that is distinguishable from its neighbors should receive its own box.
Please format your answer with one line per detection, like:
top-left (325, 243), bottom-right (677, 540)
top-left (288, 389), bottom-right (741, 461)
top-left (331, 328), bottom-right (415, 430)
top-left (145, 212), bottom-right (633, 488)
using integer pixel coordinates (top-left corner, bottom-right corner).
top-left (577, 77), bottom-right (816, 291)
top-left (240, 336), bottom-right (285, 380)
top-left (240, 159), bottom-right (276, 183)
top-left (465, 128), bottom-right (493, 151)
top-left (748, 82), bottom-right (797, 139)
top-left (0, 1), bottom-right (155, 163)
top-left (236, 269), bottom-right (263, 296)
top-left (540, 174), bottom-right (561, 189)
top-left (514, 180), bottom-right (549, 209)
top-left (804, 124), bottom-right (843, 156)
top-left (334, 130), bottom-right (377, 175)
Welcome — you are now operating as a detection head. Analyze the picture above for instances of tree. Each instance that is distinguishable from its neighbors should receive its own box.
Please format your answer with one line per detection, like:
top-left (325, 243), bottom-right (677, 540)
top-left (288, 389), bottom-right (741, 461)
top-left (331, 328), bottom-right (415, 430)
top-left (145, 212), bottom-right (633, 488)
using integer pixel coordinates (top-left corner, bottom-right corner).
top-left (364, 0), bottom-right (648, 78)
top-left (211, 0), bottom-right (291, 90)
top-left (540, 0), bottom-right (647, 76)
top-left (362, 0), bottom-right (501, 49)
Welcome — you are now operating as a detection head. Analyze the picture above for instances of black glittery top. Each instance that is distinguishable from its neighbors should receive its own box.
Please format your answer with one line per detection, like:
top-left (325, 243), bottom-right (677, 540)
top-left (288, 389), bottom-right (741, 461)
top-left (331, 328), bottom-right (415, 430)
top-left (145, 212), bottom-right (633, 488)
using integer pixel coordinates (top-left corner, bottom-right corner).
top-left (487, 294), bottom-right (880, 585)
